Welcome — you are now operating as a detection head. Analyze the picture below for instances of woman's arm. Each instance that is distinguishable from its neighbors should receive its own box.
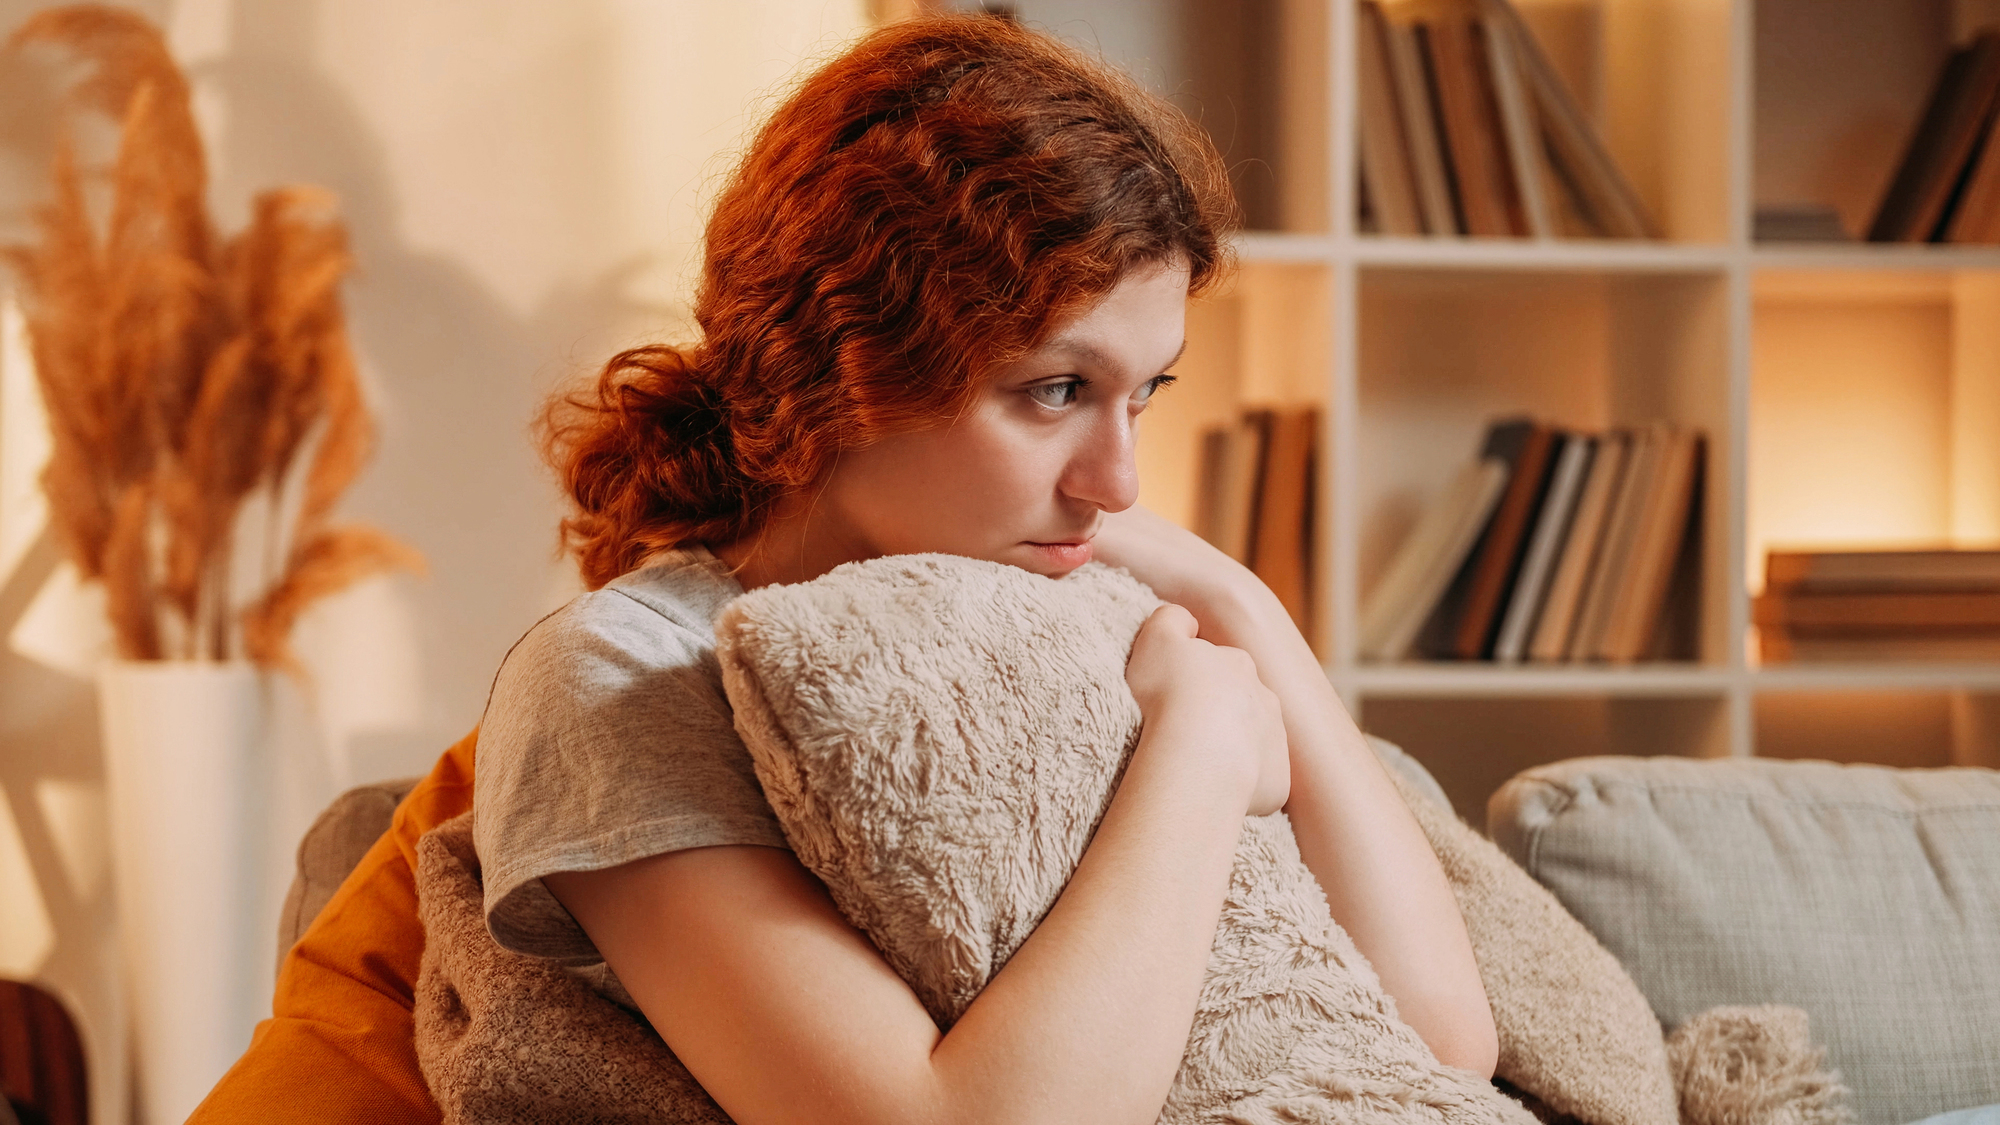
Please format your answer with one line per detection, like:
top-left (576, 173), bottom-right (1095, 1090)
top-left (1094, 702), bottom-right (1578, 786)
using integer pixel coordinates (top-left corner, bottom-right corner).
top-left (1092, 505), bottom-right (1500, 1077)
top-left (545, 605), bottom-right (1288, 1125)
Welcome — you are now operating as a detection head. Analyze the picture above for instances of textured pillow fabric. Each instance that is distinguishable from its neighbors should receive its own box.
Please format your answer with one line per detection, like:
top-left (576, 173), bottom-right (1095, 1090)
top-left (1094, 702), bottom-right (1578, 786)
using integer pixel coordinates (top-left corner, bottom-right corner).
top-left (413, 812), bottom-right (729, 1124)
top-left (718, 555), bottom-right (1528, 1124)
top-left (1488, 756), bottom-right (2000, 1125)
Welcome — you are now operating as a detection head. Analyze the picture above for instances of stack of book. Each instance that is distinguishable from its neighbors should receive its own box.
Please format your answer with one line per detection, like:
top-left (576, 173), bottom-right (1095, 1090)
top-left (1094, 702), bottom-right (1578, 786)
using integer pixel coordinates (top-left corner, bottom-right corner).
top-left (1193, 406), bottom-right (1319, 633)
top-left (1755, 549), bottom-right (2000, 662)
top-left (1355, 0), bottom-right (1657, 239)
top-left (1361, 418), bottom-right (1704, 664)
top-left (1867, 31), bottom-right (2000, 244)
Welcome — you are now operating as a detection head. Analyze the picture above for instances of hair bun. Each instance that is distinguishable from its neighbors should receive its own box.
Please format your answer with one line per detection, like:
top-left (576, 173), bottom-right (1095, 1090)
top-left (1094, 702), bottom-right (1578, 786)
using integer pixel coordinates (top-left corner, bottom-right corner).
top-left (542, 344), bottom-right (762, 587)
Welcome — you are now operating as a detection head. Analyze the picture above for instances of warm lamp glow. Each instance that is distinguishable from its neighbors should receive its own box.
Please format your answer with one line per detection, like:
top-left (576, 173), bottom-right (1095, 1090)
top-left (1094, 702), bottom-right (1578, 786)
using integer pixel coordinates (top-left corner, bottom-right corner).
top-left (1750, 276), bottom-right (2000, 590)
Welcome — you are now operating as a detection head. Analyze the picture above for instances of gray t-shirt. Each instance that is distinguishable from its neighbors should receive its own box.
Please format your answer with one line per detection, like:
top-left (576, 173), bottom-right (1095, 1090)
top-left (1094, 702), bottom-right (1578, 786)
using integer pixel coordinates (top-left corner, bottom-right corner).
top-left (474, 545), bottom-right (790, 966)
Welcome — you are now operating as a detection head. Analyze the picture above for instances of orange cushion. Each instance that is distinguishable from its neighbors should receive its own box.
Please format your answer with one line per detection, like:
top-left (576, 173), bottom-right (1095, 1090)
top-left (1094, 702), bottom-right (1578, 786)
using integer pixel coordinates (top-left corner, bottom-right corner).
top-left (188, 729), bottom-right (477, 1124)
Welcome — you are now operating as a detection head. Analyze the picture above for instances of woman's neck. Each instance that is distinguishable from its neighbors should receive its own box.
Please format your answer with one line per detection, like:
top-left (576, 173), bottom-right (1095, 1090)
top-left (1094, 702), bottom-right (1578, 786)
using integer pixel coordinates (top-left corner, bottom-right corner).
top-left (710, 494), bottom-right (872, 591)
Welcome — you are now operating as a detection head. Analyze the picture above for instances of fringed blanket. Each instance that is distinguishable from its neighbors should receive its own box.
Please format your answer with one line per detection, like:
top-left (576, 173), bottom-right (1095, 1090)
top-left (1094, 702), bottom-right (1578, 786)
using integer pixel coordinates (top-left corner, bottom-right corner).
top-left (416, 556), bottom-right (1851, 1125)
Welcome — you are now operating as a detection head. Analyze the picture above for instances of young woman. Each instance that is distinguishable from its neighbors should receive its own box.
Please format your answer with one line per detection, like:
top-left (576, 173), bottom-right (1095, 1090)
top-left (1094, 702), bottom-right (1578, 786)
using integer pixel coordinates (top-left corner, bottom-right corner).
top-left (197, 13), bottom-right (1495, 1124)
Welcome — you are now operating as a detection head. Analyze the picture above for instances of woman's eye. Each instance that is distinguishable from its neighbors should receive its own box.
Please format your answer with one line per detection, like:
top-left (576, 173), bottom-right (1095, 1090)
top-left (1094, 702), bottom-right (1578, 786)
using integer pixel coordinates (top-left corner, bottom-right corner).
top-left (1028, 380), bottom-right (1083, 408)
top-left (1134, 373), bottom-right (1177, 405)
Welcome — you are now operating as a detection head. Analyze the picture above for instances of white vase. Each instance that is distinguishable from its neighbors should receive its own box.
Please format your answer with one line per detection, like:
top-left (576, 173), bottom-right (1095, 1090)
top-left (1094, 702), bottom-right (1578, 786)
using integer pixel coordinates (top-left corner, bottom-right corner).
top-left (97, 661), bottom-right (271, 1125)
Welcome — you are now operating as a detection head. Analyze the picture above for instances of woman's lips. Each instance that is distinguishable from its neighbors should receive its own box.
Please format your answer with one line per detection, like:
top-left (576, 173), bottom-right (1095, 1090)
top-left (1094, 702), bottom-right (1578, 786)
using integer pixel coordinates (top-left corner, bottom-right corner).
top-left (1026, 540), bottom-right (1093, 568)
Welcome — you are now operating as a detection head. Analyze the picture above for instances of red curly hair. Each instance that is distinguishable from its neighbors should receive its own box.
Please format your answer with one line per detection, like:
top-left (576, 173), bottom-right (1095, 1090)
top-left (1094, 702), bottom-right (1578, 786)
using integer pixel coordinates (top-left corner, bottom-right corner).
top-left (544, 14), bottom-right (1239, 589)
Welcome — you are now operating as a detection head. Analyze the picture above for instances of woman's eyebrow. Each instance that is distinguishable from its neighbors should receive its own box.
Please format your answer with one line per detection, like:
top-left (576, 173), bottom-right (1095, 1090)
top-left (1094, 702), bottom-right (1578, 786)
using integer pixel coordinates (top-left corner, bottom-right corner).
top-left (1043, 337), bottom-right (1188, 374)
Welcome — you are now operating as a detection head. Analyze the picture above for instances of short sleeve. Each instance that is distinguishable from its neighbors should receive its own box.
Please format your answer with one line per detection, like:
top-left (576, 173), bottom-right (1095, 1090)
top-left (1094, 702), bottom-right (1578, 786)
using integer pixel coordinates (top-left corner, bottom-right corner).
top-left (474, 576), bottom-right (789, 964)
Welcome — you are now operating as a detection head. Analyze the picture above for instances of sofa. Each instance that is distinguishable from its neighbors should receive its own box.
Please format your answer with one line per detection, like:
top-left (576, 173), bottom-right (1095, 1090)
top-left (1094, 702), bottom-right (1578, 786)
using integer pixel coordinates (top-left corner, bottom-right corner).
top-left (282, 744), bottom-right (2000, 1125)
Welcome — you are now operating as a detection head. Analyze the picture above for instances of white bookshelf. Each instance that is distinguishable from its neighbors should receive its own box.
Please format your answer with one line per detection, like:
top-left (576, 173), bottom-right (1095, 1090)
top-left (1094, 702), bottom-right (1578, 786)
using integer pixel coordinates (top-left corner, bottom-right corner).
top-left (968, 0), bottom-right (2000, 816)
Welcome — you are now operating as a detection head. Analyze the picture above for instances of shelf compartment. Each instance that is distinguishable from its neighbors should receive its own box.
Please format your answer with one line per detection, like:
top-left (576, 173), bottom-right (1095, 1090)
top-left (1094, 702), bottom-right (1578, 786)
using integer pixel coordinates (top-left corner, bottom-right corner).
top-left (1353, 265), bottom-right (1733, 665)
top-left (1754, 688), bottom-right (2000, 768)
top-left (1348, 0), bottom-right (1733, 244)
top-left (1748, 269), bottom-right (2000, 598)
top-left (1752, 0), bottom-right (1989, 247)
top-left (1359, 693), bottom-right (1732, 827)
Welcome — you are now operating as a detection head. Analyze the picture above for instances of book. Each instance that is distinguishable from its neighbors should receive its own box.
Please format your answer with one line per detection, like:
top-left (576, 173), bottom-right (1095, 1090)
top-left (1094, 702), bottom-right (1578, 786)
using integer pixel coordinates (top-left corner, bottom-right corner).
top-left (1528, 429), bottom-right (1629, 661)
top-left (1445, 418), bottom-right (1559, 659)
top-left (1198, 412), bottom-right (1271, 565)
top-left (1478, 2), bottom-right (1554, 239)
top-left (1868, 32), bottom-right (2000, 242)
top-left (1947, 108), bottom-right (2000, 243)
top-left (1358, 1), bottom-right (1425, 237)
top-left (1424, 9), bottom-right (1520, 237)
top-left (1570, 422), bottom-right (1662, 659)
top-left (1383, 13), bottom-right (1460, 235)
top-left (1487, 0), bottom-right (1657, 238)
top-left (1252, 408), bottom-right (1318, 633)
top-left (1492, 432), bottom-right (1592, 662)
top-left (1759, 631), bottom-right (2000, 663)
top-left (1597, 427), bottom-right (1701, 663)
top-left (1412, 23), bottom-right (1469, 235)
top-left (1359, 457), bottom-right (1509, 662)
top-left (1766, 549), bottom-right (2000, 592)
top-left (1754, 590), bottom-right (2000, 632)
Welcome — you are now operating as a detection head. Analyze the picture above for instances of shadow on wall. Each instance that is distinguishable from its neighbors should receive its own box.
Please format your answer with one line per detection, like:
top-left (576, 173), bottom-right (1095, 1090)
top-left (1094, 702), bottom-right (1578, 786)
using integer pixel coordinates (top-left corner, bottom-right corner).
top-left (0, 0), bottom-right (715, 1114)
top-left (195, 0), bottom-right (639, 778)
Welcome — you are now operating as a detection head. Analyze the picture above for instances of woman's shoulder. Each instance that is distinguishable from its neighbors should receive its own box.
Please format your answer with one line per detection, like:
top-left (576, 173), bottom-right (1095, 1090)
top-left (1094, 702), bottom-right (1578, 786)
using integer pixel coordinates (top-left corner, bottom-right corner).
top-left (500, 545), bottom-right (745, 683)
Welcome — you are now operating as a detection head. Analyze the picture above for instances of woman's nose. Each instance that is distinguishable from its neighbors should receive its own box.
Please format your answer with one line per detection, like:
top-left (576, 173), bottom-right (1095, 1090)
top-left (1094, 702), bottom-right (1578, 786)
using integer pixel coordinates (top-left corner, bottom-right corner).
top-left (1061, 408), bottom-right (1140, 513)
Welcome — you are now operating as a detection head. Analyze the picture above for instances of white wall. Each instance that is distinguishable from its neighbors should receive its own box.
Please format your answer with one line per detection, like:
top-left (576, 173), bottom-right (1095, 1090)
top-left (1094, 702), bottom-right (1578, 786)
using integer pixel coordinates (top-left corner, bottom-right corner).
top-left (0, 1), bottom-right (867, 1119)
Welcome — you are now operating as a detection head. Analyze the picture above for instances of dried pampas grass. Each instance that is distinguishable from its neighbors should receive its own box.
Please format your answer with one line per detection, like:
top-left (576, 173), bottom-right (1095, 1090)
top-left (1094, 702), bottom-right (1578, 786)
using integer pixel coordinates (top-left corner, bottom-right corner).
top-left (5, 4), bottom-right (421, 666)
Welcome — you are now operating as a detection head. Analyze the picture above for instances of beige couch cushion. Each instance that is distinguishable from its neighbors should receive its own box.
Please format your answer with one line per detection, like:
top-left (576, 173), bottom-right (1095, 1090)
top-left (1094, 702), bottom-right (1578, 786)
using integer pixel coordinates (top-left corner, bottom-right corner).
top-left (1488, 756), bottom-right (2000, 1125)
top-left (276, 777), bottom-right (416, 974)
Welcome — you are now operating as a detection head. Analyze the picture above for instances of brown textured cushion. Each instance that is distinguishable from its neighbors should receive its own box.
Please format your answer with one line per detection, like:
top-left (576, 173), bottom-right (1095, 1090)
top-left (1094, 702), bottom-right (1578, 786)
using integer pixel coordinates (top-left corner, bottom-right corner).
top-left (413, 812), bottom-right (728, 1123)
top-left (1488, 756), bottom-right (2000, 1125)
top-left (276, 777), bottom-right (417, 976)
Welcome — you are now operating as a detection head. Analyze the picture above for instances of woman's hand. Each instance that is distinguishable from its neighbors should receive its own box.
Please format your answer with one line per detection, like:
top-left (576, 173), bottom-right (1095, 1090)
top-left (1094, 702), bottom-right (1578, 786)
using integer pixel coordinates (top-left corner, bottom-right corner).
top-left (1097, 505), bottom-right (1501, 1077)
top-left (1125, 604), bottom-right (1290, 816)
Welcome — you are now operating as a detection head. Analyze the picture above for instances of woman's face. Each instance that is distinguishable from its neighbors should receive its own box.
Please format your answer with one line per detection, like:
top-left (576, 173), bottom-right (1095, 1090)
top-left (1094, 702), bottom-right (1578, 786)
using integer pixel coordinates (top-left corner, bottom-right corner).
top-left (807, 261), bottom-right (1189, 579)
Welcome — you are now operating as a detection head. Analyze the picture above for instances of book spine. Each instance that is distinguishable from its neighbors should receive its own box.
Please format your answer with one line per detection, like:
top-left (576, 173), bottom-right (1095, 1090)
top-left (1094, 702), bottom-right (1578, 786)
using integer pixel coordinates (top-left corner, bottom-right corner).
top-left (1493, 433), bottom-right (1591, 662)
top-left (1413, 23), bottom-right (1469, 235)
top-left (1479, 3), bottom-right (1553, 239)
top-left (1601, 428), bottom-right (1701, 663)
top-left (1572, 424), bottom-right (1661, 659)
top-left (1528, 430), bottom-right (1628, 661)
top-left (1358, 1), bottom-right (1425, 237)
top-left (1753, 591), bottom-right (2000, 631)
top-left (1384, 15), bottom-right (1459, 235)
top-left (1426, 13), bottom-right (1514, 238)
top-left (1452, 424), bottom-right (1558, 659)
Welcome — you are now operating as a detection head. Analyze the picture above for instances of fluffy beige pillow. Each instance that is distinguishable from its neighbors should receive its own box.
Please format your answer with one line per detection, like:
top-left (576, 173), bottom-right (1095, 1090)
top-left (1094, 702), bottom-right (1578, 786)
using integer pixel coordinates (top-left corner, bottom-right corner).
top-left (716, 554), bottom-right (1537, 1125)
top-left (1375, 764), bottom-right (1677, 1125)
